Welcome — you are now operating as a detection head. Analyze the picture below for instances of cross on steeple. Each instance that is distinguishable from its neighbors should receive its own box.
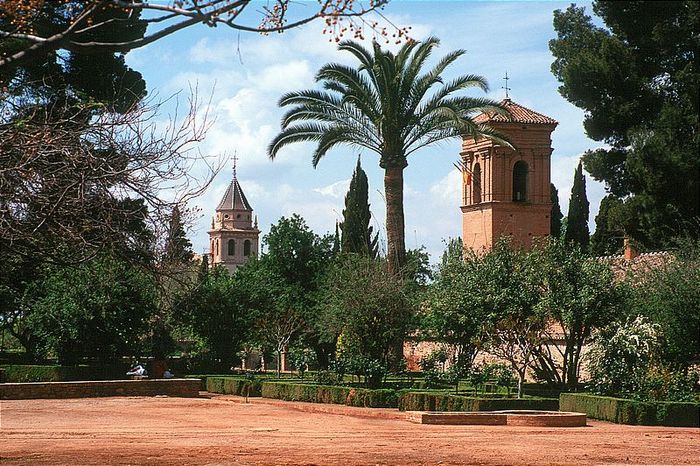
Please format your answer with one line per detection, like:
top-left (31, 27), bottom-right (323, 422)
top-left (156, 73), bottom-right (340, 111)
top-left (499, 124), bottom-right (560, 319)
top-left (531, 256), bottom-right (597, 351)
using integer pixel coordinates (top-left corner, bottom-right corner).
top-left (232, 152), bottom-right (239, 180)
top-left (501, 71), bottom-right (511, 99)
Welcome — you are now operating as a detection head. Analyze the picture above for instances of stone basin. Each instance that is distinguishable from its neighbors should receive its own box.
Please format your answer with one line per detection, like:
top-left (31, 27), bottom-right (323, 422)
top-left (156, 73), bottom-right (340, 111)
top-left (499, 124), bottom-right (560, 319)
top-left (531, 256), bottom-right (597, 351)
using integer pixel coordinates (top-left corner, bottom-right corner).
top-left (406, 410), bottom-right (587, 427)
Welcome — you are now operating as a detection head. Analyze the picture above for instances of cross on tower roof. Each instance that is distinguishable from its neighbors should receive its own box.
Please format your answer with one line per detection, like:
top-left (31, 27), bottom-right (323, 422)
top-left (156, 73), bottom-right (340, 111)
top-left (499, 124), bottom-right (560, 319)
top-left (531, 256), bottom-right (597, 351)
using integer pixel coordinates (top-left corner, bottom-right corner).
top-left (232, 152), bottom-right (239, 180)
top-left (501, 71), bottom-right (511, 100)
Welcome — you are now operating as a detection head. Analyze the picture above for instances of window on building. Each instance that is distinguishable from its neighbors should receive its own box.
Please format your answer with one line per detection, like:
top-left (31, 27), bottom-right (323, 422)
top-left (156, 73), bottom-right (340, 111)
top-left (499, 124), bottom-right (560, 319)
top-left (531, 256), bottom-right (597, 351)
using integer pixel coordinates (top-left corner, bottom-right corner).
top-left (228, 239), bottom-right (235, 256)
top-left (215, 240), bottom-right (219, 256)
top-left (244, 240), bottom-right (251, 257)
top-left (473, 163), bottom-right (482, 204)
top-left (513, 161), bottom-right (528, 202)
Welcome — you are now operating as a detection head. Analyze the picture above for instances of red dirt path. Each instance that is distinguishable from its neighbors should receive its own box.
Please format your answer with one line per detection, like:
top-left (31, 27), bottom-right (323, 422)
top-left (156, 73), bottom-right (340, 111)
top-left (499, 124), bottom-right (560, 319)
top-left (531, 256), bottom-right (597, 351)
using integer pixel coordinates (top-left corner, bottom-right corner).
top-left (1, 394), bottom-right (698, 465)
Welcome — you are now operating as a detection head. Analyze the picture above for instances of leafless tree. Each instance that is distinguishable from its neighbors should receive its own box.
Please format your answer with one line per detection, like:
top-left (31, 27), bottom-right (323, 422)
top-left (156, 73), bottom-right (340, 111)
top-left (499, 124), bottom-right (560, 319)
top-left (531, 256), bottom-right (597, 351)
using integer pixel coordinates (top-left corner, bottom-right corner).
top-left (0, 88), bottom-right (221, 266)
top-left (0, 0), bottom-right (396, 72)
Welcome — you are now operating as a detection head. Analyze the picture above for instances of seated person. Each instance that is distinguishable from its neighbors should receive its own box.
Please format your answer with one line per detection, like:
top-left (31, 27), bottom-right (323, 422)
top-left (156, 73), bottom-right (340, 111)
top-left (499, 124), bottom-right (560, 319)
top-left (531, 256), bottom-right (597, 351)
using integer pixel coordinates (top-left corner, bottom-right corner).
top-left (126, 363), bottom-right (147, 377)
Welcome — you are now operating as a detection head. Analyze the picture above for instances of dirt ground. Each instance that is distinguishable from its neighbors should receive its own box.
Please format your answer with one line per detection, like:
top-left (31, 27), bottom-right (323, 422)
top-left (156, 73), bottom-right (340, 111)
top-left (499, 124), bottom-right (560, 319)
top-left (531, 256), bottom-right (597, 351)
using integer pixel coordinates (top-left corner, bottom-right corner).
top-left (1, 394), bottom-right (698, 465)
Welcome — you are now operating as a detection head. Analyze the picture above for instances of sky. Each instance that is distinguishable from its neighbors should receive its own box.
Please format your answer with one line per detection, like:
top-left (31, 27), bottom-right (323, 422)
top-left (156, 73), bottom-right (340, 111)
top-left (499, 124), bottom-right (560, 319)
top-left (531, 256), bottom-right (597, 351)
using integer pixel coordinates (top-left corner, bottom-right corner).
top-left (125, 0), bottom-right (607, 262)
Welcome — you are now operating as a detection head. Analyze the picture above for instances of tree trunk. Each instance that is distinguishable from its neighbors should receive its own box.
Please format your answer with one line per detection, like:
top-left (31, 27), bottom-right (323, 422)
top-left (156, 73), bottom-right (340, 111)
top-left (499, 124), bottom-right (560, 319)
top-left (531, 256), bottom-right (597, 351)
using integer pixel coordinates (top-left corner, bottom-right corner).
top-left (384, 166), bottom-right (406, 276)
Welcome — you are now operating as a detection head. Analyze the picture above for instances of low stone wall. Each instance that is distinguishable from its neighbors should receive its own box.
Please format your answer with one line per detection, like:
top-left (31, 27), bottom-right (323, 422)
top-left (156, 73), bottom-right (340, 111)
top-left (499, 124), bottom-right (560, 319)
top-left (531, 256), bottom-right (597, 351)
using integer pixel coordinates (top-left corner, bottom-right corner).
top-left (0, 378), bottom-right (201, 400)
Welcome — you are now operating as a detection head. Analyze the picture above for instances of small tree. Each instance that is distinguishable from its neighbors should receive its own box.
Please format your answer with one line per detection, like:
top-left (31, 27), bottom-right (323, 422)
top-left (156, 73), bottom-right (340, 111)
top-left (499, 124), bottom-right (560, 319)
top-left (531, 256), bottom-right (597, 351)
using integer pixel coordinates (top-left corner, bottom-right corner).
top-left (532, 238), bottom-right (624, 386)
top-left (423, 238), bottom-right (485, 367)
top-left (175, 265), bottom-right (258, 366)
top-left (318, 255), bottom-right (413, 387)
top-left (479, 240), bottom-right (544, 398)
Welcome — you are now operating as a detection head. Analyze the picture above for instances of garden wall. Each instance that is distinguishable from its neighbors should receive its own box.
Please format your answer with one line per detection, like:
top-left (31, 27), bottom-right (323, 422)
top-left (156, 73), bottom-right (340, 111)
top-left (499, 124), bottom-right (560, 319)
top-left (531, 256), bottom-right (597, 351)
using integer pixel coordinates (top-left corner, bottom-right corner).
top-left (0, 379), bottom-right (201, 400)
top-left (559, 393), bottom-right (700, 427)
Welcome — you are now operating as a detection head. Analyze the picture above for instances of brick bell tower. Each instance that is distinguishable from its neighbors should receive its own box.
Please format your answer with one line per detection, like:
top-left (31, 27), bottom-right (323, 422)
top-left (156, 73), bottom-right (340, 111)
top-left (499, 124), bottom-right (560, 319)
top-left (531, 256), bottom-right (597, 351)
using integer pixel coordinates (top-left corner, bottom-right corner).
top-left (208, 157), bottom-right (260, 273)
top-left (461, 98), bottom-right (558, 252)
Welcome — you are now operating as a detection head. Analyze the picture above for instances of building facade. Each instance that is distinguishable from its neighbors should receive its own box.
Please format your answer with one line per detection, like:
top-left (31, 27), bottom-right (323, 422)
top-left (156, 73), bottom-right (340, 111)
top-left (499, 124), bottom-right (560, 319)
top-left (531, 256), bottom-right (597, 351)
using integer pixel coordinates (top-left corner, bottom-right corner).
top-left (461, 99), bottom-right (558, 252)
top-left (208, 169), bottom-right (260, 273)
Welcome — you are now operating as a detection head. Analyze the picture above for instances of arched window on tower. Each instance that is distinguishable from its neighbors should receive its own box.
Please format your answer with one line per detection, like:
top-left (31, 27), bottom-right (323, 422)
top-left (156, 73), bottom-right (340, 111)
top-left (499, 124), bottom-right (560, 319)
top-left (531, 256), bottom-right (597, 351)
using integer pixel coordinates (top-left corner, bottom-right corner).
top-left (513, 161), bottom-right (528, 202)
top-left (473, 163), bottom-right (482, 204)
top-left (244, 240), bottom-right (251, 257)
top-left (228, 239), bottom-right (235, 256)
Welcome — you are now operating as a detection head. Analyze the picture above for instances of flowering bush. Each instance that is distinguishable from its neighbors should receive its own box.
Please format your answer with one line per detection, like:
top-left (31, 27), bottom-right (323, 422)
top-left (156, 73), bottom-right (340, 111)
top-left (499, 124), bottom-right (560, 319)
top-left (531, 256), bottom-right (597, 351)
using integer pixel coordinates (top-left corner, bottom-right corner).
top-left (587, 316), bottom-right (699, 401)
top-left (587, 315), bottom-right (661, 397)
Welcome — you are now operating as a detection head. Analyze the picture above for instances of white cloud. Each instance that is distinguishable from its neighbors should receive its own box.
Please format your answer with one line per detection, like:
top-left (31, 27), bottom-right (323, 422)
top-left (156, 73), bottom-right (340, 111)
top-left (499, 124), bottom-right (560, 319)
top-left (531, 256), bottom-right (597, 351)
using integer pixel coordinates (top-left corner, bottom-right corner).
top-left (314, 179), bottom-right (351, 199)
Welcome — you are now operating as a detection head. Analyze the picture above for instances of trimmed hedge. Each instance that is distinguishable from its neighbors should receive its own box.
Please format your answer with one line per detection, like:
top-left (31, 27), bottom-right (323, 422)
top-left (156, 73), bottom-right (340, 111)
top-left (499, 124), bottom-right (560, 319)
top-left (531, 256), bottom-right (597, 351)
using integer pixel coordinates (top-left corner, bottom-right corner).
top-left (261, 382), bottom-right (399, 408)
top-left (0, 365), bottom-right (126, 383)
top-left (560, 393), bottom-right (700, 427)
top-left (206, 377), bottom-right (263, 397)
top-left (398, 391), bottom-right (559, 412)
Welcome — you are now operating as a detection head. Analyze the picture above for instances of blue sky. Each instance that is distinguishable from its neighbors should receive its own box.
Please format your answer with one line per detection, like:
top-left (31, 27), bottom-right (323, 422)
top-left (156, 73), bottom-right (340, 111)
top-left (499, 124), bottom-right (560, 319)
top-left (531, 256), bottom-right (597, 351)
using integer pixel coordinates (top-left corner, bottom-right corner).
top-left (126, 0), bottom-right (606, 261)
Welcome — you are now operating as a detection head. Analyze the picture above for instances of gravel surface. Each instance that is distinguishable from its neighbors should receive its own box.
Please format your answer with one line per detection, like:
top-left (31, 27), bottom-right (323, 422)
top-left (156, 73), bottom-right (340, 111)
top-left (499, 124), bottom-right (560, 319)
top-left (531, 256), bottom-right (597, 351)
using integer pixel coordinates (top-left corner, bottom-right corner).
top-left (1, 394), bottom-right (698, 465)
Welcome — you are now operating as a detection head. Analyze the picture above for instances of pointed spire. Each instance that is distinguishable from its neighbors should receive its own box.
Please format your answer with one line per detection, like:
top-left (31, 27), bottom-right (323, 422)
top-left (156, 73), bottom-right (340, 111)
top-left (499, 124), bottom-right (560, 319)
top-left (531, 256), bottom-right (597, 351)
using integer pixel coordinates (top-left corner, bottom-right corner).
top-left (217, 153), bottom-right (253, 212)
top-left (254, 215), bottom-right (258, 228)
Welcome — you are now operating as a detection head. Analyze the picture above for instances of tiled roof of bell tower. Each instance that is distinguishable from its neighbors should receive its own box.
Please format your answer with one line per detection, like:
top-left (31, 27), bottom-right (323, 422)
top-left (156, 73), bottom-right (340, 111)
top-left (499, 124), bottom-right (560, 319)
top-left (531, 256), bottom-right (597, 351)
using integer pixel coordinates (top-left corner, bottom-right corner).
top-left (474, 99), bottom-right (558, 125)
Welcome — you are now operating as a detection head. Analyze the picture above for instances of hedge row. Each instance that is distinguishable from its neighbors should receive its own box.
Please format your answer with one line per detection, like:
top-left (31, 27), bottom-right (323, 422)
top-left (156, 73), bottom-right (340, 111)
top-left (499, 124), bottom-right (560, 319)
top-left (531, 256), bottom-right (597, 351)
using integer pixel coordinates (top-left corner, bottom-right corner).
top-left (560, 393), bottom-right (700, 427)
top-left (0, 365), bottom-right (125, 383)
top-left (205, 377), bottom-right (263, 397)
top-left (398, 391), bottom-right (559, 412)
top-left (261, 382), bottom-right (399, 408)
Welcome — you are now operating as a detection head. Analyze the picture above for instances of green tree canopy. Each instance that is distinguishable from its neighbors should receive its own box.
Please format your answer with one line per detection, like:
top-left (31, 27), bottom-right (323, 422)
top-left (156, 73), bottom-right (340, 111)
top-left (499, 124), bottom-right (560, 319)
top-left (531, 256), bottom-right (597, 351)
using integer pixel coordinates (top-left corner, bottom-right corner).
top-left (257, 215), bottom-right (335, 367)
top-left (590, 195), bottom-right (625, 256)
top-left (318, 254), bottom-right (413, 384)
top-left (27, 256), bottom-right (157, 365)
top-left (550, 1), bottom-right (699, 247)
top-left (532, 238), bottom-right (624, 385)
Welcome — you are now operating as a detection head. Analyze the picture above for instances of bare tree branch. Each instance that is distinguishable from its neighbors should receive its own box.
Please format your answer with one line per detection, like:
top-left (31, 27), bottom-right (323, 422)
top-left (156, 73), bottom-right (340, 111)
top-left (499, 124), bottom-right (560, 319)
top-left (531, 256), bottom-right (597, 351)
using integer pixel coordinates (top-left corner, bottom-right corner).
top-left (0, 0), bottom-right (392, 72)
top-left (0, 88), bottom-right (223, 266)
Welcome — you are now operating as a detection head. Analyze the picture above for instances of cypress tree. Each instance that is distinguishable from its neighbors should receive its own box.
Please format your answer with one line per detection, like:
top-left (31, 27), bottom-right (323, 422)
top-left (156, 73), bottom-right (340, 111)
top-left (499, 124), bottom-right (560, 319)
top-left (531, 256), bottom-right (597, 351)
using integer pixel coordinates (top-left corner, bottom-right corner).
top-left (564, 162), bottom-right (590, 249)
top-left (340, 158), bottom-right (379, 257)
top-left (164, 204), bottom-right (193, 264)
top-left (332, 221), bottom-right (341, 256)
top-left (550, 183), bottom-right (563, 238)
top-left (198, 254), bottom-right (209, 283)
top-left (590, 195), bottom-right (624, 256)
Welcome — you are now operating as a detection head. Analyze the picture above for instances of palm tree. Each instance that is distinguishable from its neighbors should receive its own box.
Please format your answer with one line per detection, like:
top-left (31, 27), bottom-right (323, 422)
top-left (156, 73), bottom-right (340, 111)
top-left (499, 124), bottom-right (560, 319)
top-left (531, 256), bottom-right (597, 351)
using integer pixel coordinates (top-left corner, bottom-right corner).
top-left (268, 37), bottom-right (508, 275)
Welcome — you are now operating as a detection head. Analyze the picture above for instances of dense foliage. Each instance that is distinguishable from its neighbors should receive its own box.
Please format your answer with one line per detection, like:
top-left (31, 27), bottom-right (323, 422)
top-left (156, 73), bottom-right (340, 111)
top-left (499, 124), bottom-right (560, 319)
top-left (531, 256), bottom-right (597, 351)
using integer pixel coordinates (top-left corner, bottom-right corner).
top-left (27, 256), bottom-right (157, 365)
top-left (550, 1), bottom-right (699, 247)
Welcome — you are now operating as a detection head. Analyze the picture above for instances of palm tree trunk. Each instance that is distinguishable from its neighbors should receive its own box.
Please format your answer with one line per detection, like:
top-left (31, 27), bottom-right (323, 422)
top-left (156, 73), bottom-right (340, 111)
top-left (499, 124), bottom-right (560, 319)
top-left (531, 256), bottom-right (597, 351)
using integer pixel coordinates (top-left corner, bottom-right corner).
top-left (384, 166), bottom-right (406, 276)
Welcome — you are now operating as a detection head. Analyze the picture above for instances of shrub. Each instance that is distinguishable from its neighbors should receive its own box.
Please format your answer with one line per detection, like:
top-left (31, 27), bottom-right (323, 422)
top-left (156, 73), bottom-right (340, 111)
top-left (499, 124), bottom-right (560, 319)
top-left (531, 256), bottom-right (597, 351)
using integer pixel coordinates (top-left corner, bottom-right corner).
top-left (398, 391), bottom-right (559, 412)
top-left (0, 364), bottom-right (126, 382)
top-left (260, 382), bottom-right (399, 408)
top-left (206, 376), bottom-right (263, 397)
top-left (560, 393), bottom-right (700, 427)
top-left (587, 315), bottom-right (661, 396)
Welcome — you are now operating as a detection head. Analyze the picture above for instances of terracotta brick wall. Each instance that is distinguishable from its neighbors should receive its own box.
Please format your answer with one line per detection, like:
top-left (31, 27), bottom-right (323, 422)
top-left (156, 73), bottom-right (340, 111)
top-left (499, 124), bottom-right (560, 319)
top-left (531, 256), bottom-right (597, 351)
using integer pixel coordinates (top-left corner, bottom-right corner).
top-left (0, 379), bottom-right (201, 400)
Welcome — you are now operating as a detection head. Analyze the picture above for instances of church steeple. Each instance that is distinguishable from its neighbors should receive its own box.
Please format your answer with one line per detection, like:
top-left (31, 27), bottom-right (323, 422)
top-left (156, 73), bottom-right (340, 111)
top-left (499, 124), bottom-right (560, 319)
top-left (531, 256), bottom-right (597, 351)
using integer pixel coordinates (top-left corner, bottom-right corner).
top-left (208, 155), bottom-right (260, 273)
